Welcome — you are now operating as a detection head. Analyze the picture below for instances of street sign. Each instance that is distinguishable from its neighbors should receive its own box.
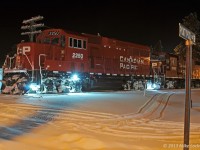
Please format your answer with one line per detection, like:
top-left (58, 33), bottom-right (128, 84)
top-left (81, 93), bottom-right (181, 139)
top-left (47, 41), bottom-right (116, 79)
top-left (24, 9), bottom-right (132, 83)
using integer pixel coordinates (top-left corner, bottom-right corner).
top-left (179, 23), bottom-right (196, 44)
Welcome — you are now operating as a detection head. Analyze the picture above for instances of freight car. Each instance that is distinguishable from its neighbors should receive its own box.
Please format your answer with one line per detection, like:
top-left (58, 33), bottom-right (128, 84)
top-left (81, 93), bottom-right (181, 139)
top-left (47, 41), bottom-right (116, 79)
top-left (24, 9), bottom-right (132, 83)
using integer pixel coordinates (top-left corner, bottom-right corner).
top-left (150, 51), bottom-right (200, 89)
top-left (1, 29), bottom-right (151, 94)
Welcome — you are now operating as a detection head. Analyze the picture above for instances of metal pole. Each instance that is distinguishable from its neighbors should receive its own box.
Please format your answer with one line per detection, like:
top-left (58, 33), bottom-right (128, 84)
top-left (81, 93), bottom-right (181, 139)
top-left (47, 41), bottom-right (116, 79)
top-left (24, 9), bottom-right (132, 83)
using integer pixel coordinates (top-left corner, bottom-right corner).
top-left (144, 80), bottom-right (147, 96)
top-left (39, 54), bottom-right (46, 85)
top-left (184, 40), bottom-right (192, 150)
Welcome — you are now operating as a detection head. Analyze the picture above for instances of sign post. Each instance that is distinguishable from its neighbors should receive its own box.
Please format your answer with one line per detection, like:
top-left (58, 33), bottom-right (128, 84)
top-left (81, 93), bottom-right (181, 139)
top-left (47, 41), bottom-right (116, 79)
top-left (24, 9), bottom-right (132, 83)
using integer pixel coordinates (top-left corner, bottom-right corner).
top-left (179, 23), bottom-right (195, 150)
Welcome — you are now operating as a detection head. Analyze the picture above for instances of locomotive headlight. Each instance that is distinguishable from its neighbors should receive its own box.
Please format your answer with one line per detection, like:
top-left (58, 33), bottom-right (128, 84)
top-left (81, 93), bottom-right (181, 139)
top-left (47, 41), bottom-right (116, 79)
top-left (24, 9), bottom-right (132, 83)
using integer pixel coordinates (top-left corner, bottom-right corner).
top-left (146, 82), bottom-right (160, 90)
top-left (153, 83), bottom-right (160, 90)
top-left (72, 74), bottom-right (79, 81)
top-left (29, 83), bottom-right (40, 91)
top-left (147, 82), bottom-right (154, 90)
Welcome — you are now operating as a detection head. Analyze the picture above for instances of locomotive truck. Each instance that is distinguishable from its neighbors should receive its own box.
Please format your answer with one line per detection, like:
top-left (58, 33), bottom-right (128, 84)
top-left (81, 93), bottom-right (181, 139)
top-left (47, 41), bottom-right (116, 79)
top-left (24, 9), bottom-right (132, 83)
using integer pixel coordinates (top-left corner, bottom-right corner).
top-left (1, 28), bottom-right (151, 94)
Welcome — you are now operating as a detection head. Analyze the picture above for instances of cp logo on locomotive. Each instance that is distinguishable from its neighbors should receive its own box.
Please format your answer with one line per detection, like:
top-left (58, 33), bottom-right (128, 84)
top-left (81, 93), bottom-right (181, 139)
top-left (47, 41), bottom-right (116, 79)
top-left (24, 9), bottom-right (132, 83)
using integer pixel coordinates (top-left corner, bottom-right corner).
top-left (22, 46), bottom-right (31, 55)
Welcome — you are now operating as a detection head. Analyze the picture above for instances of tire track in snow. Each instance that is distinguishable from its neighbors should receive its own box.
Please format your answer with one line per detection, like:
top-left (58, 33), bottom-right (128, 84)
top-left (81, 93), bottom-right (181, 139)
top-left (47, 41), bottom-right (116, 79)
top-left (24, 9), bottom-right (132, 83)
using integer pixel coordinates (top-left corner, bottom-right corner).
top-left (156, 93), bottom-right (174, 119)
top-left (1, 92), bottom-right (199, 142)
top-left (48, 92), bottom-right (192, 140)
top-left (134, 92), bottom-right (175, 120)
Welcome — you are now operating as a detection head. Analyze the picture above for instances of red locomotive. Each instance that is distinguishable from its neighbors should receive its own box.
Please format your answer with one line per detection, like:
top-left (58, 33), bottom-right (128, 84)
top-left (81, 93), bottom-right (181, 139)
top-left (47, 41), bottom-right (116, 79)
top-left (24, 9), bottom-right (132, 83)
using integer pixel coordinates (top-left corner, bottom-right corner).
top-left (2, 26), bottom-right (200, 94)
top-left (1, 28), bottom-right (151, 94)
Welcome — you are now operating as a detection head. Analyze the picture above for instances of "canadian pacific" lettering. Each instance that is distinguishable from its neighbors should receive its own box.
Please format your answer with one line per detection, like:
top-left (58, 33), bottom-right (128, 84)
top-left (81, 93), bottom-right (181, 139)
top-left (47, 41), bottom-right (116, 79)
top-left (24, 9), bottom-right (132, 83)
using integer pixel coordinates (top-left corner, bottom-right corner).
top-left (119, 56), bottom-right (144, 70)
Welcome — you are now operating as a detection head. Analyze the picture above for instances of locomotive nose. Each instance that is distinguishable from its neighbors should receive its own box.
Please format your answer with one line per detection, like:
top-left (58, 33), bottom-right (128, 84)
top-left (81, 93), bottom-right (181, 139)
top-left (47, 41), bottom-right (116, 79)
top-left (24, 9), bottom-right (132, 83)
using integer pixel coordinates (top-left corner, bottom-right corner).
top-left (17, 44), bottom-right (31, 55)
top-left (17, 47), bottom-right (23, 54)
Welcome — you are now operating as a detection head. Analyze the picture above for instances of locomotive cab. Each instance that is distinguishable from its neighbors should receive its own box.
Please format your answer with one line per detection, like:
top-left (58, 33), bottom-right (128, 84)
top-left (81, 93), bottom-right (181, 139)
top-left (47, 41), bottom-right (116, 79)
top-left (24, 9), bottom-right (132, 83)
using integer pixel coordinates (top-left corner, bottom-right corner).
top-left (2, 29), bottom-right (88, 94)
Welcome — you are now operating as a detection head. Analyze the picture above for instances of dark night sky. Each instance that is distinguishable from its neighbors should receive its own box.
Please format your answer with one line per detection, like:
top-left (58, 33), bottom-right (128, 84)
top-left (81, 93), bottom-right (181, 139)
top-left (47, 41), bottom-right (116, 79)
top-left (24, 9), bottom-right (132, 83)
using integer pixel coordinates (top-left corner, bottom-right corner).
top-left (0, 0), bottom-right (199, 62)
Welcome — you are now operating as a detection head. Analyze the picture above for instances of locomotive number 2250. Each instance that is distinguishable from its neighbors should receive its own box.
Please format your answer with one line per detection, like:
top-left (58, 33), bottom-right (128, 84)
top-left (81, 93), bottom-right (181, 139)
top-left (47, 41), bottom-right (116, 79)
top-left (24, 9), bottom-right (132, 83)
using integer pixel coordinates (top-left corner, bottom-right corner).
top-left (72, 53), bottom-right (83, 59)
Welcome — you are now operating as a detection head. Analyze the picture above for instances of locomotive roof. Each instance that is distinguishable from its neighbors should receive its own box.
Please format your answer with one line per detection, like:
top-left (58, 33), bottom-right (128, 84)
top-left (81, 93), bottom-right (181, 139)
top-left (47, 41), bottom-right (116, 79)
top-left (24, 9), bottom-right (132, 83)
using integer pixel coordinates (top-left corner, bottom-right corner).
top-left (81, 32), bottom-right (150, 50)
top-left (42, 28), bottom-right (150, 50)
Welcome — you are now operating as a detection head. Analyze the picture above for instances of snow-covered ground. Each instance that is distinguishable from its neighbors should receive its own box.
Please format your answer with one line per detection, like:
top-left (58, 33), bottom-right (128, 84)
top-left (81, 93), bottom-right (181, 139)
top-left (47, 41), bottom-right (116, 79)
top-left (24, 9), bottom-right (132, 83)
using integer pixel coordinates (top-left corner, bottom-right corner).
top-left (0, 89), bottom-right (199, 150)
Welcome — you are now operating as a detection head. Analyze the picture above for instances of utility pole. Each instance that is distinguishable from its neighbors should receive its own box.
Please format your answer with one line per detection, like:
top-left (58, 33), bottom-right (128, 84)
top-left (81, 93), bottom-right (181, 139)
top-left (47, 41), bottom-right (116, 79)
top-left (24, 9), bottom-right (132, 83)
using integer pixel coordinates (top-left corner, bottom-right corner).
top-left (21, 15), bottom-right (44, 42)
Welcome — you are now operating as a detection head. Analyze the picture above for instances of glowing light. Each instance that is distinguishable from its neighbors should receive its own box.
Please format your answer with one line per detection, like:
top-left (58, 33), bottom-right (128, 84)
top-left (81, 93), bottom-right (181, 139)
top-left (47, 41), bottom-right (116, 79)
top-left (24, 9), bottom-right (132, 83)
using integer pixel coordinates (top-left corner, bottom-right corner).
top-left (72, 74), bottom-right (79, 81)
top-left (147, 82), bottom-right (154, 90)
top-left (29, 83), bottom-right (40, 91)
top-left (146, 82), bottom-right (160, 90)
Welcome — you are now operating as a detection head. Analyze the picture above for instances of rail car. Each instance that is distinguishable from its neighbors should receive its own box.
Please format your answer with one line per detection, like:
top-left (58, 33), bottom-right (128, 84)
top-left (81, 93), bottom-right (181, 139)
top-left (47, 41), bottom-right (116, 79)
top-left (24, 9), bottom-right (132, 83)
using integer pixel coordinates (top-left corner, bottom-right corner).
top-left (150, 51), bottom-right (200, 89)
top-left (1, 29), bottom-right (151, 94)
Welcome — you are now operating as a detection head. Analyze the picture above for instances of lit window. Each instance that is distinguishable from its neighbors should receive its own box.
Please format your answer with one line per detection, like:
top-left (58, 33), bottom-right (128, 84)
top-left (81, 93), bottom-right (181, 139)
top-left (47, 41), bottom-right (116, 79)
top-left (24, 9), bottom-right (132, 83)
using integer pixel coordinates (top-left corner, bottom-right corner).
top-left (74, 39), bottom-right (78, 48)
top-left (69, 37), bottom-right (73, 47)
top-left (78, 39), bottom-right (82, 48)
top-left (83, 40), bottom-right (87, 49)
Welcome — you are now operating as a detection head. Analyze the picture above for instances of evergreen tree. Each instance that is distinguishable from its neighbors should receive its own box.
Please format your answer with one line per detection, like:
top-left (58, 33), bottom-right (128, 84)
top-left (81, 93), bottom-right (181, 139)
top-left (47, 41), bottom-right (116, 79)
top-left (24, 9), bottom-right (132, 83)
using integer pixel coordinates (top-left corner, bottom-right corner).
top-left (153, 40), bottom-right (164, 52)
top-left (174, 12), bottom-right (200, 64)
